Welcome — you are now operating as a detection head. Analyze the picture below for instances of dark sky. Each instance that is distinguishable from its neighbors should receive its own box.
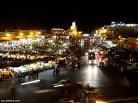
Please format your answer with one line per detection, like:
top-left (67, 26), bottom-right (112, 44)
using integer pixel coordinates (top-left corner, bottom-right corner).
top-left (0, 0), bottom-right (137, 32)
top-left (0, 15), bottom-right (137, 32)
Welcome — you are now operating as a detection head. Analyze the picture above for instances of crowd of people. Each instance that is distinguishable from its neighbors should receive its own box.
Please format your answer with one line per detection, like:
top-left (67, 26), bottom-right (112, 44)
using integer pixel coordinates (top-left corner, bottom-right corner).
top-left (66, 54), bottom-right (81, 71)
top-left (53, 61), bottom-right (60, 76)
top-left (16, 70), bottom-right (40, 83)
top-left (0, 61), bottom-right (55, 81)
top-left (0, 69), bottom-right (13, 80)
top-left (0, 68), bottom-right (39, 82)
top-left (0, 37), bottom-right (45, 52)
top-left (0, 53), bottom-right (81, 82)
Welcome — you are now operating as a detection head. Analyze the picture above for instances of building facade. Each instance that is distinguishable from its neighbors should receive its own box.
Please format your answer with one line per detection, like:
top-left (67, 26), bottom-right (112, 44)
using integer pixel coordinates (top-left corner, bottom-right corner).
top-left (94, 22), bottom-right (138, 50)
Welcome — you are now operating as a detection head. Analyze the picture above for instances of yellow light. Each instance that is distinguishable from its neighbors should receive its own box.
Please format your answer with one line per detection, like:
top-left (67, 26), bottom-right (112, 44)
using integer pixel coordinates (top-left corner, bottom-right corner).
top-left (30, 32), bottom-right (33, 35)
top-left (96, 100), bottom-right (107, 103)
top-left (36, 34), bottom-right (39, 37)
top-left (78, 31), bottom-right (82, 34)
top-left (37, 31), bottom-right (41, 34)
top-left (96, 30), bottom-right (98, 34)
top-left (19, 32), bottom-right (24, 36)
top-left (6, 33), bottom-right (11, 36)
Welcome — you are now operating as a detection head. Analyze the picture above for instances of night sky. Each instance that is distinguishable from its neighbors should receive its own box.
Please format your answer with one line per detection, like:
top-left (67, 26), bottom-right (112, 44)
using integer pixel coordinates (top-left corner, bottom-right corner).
top-left (0, 0), bottom-right (137, 32)
top-left (0, 15), bottom-right (137, 32)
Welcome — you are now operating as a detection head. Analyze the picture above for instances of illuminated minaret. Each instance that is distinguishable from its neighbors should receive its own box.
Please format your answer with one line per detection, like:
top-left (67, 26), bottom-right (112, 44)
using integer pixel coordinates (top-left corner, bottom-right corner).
top-left (70, 22), bottom-right (77, 31)
top-left (69, 22), bottom-right (82, 39)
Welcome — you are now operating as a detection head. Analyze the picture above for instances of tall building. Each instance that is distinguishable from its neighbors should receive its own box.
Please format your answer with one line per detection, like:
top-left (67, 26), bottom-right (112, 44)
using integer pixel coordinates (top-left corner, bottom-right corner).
top-left (69, 22), bottom-right (82, 39)
top-left (94, 22), bottom-right (138, 50)
top-left (51, 28), bottom-right (68, 36)
top-left (51, 28), bottom-right (69, 41)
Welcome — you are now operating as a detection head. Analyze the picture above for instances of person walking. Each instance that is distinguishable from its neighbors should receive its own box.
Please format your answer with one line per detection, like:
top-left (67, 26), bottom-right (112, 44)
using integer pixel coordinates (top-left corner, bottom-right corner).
top-left (56, 67), bottom-right (60, 75)
top-left (53, 69), bottom-right (56, 76)
top-left (53, 62), bottom-right (58, 76)
top-left (56, 63), bottom-right (60, 76)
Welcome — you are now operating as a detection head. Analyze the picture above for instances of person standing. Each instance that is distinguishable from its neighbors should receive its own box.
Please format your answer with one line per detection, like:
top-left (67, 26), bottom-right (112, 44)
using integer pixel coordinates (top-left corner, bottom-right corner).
top-left (56, 67), bottom-right (60, 75)
top-left (56, 63), bottom-right (60, 75)
top-left (53, 62), bottom-right (58, 76)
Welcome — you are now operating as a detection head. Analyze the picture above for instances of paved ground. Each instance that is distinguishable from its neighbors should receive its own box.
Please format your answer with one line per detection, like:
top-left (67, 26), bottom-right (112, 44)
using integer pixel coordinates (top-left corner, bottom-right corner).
top-left (0, 62), bottom-right (138, 103)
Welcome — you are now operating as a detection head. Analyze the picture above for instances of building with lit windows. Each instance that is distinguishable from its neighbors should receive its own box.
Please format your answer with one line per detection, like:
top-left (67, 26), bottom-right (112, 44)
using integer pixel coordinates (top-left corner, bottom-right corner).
top-left (50, 28), bottom-right (69, 41)
top-left (69, 22), bottom-right (82, 39)
top-left (0, 30), bottom-right (44, 41)
top-left (51, 22), bottom-right (82, 41)
top-left (51, 28), bottom-right (67, 35)
top-left (94, 22), bottom-right (138, 50)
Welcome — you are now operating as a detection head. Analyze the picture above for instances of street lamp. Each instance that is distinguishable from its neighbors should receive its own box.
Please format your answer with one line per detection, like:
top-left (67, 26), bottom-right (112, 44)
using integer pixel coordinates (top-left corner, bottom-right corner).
top-left (30, 32), bottom-right (33, 35)
top-left (6, 33), bottom-right (11, 36)
top-left (37, 31), bottom-right (41, 34)
top-left (19, 32), bottom-right (24, 36)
